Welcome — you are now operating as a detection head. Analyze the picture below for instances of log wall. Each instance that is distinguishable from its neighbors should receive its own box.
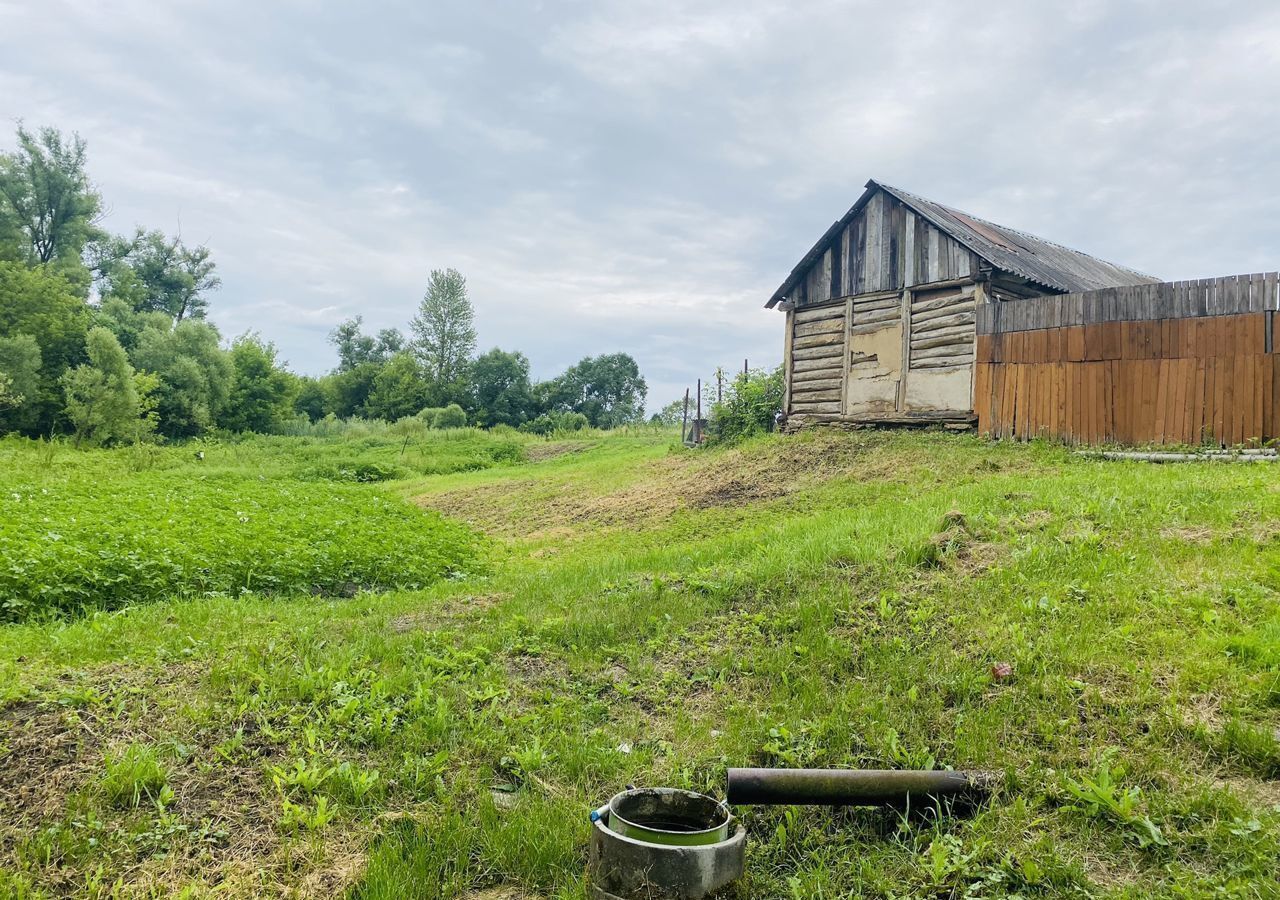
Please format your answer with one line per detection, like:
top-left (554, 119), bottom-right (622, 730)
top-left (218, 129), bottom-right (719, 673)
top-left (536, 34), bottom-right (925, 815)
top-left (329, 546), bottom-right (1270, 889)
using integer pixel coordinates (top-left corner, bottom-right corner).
top-left (974, 273), bottom-right (1280, 445)
top-left (784, 281), bottom-right (980, 423)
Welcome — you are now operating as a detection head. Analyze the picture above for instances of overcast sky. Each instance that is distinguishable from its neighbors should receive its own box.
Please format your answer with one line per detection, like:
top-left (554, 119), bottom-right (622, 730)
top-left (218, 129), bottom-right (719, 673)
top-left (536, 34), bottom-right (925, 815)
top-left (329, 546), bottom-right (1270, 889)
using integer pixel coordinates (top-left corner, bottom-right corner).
top-left (3, 1), bottom-right (1278, 409)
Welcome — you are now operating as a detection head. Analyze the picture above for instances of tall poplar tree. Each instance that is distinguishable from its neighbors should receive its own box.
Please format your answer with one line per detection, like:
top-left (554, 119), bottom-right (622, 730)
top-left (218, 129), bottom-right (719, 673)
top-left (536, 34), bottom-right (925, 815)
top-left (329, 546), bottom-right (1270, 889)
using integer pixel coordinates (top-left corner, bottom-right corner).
top-left (409, 268), bottom-right (476, 406)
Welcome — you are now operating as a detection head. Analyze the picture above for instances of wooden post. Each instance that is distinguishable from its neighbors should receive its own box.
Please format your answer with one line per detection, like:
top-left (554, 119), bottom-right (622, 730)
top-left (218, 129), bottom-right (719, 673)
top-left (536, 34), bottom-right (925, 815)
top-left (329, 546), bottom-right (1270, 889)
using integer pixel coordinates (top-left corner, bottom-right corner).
top-left (783, 308), bottom-right (795, 414)
top-left (841, 296), bottom-right (853, 416)
top-left (696, 379), bottom-right (702, 443)
top-left (898, 289), bottom-right (912, 412)
top-left (681, 388), bottom-right (690, 443)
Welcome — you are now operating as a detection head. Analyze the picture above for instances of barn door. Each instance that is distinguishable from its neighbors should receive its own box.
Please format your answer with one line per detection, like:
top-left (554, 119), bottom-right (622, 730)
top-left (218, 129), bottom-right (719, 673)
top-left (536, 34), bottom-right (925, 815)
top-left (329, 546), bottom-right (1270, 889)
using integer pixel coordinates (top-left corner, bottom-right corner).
top-left (900, 286), bottom-right (977, 414)
top-left (845, 293), bottom-right (904, 416)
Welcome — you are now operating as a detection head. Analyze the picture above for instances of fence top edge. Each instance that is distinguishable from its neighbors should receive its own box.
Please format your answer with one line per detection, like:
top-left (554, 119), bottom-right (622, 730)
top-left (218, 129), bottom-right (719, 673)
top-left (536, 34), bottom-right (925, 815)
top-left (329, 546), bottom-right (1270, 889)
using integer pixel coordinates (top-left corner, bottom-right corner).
top-left (978, 272), bottom-right (1279, 334)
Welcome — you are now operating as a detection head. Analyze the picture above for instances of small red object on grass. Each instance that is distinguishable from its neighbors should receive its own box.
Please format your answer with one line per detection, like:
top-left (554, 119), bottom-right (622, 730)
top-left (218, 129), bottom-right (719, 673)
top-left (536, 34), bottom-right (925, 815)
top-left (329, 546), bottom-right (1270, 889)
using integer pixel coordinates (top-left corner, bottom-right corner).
top-left (991, 662), bottom-right (1013, 681)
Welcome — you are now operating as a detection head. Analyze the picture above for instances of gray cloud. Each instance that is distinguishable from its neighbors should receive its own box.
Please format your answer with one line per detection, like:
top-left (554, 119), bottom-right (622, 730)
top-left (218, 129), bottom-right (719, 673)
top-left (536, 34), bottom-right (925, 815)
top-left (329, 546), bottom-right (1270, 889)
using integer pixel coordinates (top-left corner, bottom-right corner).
top-left (3, 0), bottom-right (1278, 408)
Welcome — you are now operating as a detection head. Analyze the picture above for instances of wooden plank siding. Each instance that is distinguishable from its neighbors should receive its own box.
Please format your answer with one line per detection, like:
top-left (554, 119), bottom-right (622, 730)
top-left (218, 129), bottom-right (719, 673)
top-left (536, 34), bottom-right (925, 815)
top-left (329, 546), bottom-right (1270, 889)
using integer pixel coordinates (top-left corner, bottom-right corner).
top-left (789, 192), bottom-right (981, 303)
top-left (973, 270), bottom-right (1280, 446)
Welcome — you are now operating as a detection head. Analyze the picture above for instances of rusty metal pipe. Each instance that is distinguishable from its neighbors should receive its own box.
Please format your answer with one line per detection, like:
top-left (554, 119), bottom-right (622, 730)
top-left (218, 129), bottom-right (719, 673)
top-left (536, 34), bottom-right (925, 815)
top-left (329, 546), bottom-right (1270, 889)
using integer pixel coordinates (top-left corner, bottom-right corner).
top-left (726, 768), bottom-right (998, 807)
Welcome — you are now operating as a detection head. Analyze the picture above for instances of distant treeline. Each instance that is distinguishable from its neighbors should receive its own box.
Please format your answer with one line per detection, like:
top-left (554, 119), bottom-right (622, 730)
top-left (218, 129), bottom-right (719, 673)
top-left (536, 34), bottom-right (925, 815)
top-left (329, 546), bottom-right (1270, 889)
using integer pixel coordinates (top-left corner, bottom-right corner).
top-left (0, 125), bottom-right (647, 446)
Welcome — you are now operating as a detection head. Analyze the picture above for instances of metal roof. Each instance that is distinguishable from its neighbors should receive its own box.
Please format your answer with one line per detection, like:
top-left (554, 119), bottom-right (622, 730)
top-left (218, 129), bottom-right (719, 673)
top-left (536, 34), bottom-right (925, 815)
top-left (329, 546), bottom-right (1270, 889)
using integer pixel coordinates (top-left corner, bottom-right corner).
top-left (767, 180), bottom-right (1159, 307)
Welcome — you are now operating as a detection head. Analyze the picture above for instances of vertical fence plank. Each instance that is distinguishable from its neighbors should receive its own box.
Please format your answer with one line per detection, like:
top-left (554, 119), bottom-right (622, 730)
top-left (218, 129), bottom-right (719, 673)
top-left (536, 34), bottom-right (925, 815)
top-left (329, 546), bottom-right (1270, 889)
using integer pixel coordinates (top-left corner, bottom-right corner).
top-left (1251, 354), bottom-right (1264, 445)
top-left (1263, 355), bottom-right (1274, 442)
top-left (1155, 359), bottom-right (1167, 444)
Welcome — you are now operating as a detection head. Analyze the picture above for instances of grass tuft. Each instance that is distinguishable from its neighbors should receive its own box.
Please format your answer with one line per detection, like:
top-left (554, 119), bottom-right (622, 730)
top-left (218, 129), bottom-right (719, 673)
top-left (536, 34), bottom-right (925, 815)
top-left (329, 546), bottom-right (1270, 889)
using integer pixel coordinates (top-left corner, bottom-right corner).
top-left (101, 743), bottom-right (169, 809)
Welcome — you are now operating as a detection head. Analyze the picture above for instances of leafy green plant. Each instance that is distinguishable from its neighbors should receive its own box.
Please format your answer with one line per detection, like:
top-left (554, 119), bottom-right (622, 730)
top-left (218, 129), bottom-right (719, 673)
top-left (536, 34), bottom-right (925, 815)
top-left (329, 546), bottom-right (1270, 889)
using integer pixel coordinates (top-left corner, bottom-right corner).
top-left (0, 455), bottom-right (481, 619)
top-left (706, 367), bottom-right (784, 445)
top-left (280, 795), bottom-right (335, 832)
top-left (269, 758), bottom-right (333, 795)
top-left (329, 761), bottom-right (382, 804)
top-left (1062, 758), bottom-right (1167, 848)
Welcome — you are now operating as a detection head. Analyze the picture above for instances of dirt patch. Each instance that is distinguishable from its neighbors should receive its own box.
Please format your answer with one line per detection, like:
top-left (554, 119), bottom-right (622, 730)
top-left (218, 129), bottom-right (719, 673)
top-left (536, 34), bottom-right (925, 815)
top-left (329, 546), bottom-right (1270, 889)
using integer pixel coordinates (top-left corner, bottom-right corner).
top-left (1160, 525), bottom-right (1216, 544)
top-left (1219, 776), bottom-right (1280, 808)
top-left (524, 440), bottom-right (597, 463)
top-left (0, 700), bottom-right (91, 831)
top-left (688, 476), bottom-right (781, 508)
top-left (418, 431), bottom-right (905, 538)
top-left (0, 662), bottom-right (355, 897)
top-left (503, 651), bottom-right (571, 686)
top-left (1181, 693), bottom-right (1225, 731)
top-left (947, 539), bottom-right (1006, 576)
top-left (0, 663), bottom-right (204, 832)
top-left (389, 593), bottom-right (508, 633)
top-left (467, 887), bottom-right (539, 900)
top-left (1079, 850), bottom-right (1144, 890)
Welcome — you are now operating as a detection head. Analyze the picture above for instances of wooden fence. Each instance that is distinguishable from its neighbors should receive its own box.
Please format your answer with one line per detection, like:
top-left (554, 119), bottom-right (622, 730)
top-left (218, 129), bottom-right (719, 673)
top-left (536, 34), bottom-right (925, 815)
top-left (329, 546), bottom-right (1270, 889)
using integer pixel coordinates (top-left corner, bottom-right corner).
top-left (974, 273), bottom-right (1280, 445)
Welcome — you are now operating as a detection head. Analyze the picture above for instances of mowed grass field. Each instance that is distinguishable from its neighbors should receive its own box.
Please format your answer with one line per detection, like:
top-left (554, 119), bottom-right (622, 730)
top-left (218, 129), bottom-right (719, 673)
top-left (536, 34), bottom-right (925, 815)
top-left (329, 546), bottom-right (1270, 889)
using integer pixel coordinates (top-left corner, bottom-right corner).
top-left (2, 427), bottom-right (1279, 898)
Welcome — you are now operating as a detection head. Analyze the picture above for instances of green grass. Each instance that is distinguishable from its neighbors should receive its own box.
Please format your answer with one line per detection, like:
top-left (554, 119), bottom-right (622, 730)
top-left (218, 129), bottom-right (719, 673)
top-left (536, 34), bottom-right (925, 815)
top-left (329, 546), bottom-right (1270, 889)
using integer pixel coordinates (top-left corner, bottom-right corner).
top-left (101, 744), bottom-right (170, 809)
top-left (0, 432), bottom-right (494, 620)
top-left (1, 428), bottom-right (1279, 897)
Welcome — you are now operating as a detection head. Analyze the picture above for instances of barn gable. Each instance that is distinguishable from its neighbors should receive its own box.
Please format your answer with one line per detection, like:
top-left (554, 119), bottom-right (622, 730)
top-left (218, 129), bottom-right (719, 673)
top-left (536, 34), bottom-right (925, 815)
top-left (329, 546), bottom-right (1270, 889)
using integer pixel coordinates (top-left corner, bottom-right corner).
top-left (766, 180), bottom-right (1158, 310)
top-left (771, 180), bottom-right (1160, 428)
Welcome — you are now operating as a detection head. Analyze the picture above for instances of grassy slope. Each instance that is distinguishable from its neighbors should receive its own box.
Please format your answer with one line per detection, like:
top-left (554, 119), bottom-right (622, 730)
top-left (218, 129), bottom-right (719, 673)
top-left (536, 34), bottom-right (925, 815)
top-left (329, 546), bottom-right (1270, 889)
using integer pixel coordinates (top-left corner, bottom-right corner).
top-left (2, 429), bottom-right (1279, 898)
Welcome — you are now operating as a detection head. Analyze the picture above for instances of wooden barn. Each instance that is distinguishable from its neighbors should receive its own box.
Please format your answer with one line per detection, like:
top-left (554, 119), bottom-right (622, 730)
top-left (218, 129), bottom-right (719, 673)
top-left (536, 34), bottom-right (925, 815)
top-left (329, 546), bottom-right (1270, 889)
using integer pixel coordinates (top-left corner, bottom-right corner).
top-left (768, 180), bottom-right (1159, 427)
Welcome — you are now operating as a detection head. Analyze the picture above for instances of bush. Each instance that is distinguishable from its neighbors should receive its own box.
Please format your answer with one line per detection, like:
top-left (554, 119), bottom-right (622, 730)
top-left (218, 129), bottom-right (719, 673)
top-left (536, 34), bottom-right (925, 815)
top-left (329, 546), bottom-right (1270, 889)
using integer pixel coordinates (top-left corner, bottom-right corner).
top-left (416, 407), bottom-right (446, 427)
top-left (706, 367), bottom-right (784, 445)
top-left (299, 460), bottom-right (408, 483)
top-left (434, 404), bottom-right (467, 429)
top-left (519, 411), bottom-right (589, 437)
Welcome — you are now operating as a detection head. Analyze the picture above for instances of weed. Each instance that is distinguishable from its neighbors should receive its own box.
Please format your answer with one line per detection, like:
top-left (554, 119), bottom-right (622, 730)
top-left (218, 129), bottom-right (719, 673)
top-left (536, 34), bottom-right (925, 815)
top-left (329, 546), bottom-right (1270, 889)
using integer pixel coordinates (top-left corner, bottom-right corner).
top-left (269, 758), bottom-right (333, 795)
top-left (1062, 757), bottom-right (1168, 848)
top-left (279, 795), bottom-right (335, 832)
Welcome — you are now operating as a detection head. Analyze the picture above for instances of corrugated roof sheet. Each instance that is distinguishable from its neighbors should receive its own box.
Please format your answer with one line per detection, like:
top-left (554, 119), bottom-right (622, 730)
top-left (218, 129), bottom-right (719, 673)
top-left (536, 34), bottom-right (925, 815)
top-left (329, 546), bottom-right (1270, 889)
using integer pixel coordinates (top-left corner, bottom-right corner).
top-left (767, 180), bottom-right (1159, 307)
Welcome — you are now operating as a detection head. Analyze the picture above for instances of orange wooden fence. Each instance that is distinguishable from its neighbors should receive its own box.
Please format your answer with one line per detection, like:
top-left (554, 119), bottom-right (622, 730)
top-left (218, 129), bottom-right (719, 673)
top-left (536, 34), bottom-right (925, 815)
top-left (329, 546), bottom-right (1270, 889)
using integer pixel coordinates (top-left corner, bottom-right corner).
top-left (974, 274), bottom-right (1279, 446)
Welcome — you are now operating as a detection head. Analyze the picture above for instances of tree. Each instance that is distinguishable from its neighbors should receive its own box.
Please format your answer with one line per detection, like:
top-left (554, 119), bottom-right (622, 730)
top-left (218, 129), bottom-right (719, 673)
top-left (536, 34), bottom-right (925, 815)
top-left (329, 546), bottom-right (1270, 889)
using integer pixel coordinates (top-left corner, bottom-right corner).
top-left (132, 319), bottom-right (233, 438)
top-left (545, 353), bottom-right (647, 428)
top-left (97, 229), bottom-right (220, 322)
top-left (0, 373), bottom-right (16, 412)
top-left (365, 350), bottom-right (428, 421)
top-left (93, 297), bottom-right (173, 354)
top-left (292, 375), bottom-right (332, 423)
top-left (0, 261), bottom-right (89, 434)
top-left (0, 333), bottom-right (41, 415)
top-left (324, 363), bottom-right (377, 418)
top-left (221, 333), bottom-right (296, 433)
top-left (471, 348), bottom-right (534, 427)
top-left (0, 125), bottom-right (101, 274)
top-left (61, 327), bottom-right (140, 447)
top-left (649, 398), bottom-right (688, 428)
top-left (329, 317), bottom-right (403, 372)
top-left (410, 268), bottom-right (476, 406)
